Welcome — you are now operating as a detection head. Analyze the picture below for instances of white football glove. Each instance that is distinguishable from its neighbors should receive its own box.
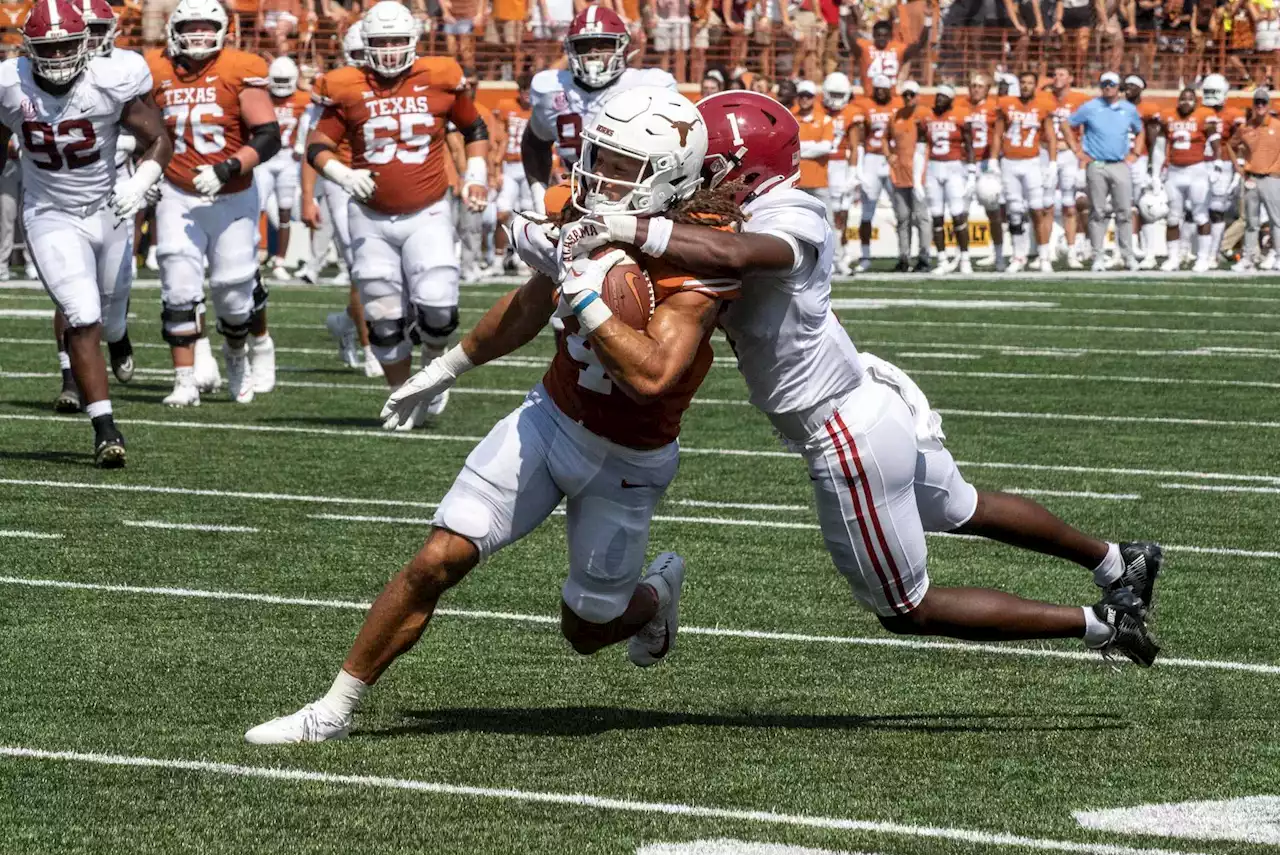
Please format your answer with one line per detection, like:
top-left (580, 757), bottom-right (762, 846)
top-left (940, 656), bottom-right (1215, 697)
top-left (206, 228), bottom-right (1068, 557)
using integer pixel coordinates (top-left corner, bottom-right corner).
top-left (193, 164), bottom-right (226, 199)
top-left (558, 247), bottom-right (628, 335)
top-left (109, 160), bottom-right (163, 222)
top-left (556, 216), bottom-right (613, 278)
top-left (984, 158), bottom-right (1000, 178)
top-left (322, 159), bottom-right (376, 202)
top-left (508, 211), bottom-right (560, 277)
top-left (380, 344), bottom-right (474, 431)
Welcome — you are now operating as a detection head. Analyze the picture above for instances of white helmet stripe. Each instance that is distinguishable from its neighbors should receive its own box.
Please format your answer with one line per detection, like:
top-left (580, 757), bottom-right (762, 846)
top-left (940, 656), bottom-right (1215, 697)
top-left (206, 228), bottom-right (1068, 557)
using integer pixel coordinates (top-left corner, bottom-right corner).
top-left (47, 0), bottom-right (60, 26)
top-left (585, 4), bottom-right (596, 25)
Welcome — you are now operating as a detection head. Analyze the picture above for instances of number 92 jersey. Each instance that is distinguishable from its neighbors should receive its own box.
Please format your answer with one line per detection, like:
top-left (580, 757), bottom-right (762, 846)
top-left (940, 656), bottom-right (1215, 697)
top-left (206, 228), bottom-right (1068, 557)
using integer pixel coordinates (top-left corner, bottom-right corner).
top-left (146, 47), bottom-right (269, 196)
top-left (527, 67), bottom-right (677, 168)
top-left (314, 57), bottom-right (479, 216)
top-left (0, 51), bottom-right (152, 211)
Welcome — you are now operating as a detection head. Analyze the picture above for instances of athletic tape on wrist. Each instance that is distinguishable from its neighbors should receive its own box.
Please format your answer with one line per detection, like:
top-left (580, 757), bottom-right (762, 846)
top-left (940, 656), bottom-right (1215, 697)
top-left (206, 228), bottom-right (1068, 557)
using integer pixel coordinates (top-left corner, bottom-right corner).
top-left (573, 292), bottom-right (613, 335)
top-left (603, 214), bottom-right (638, 245)
top-left (640, 217), bottom-right (673, 257)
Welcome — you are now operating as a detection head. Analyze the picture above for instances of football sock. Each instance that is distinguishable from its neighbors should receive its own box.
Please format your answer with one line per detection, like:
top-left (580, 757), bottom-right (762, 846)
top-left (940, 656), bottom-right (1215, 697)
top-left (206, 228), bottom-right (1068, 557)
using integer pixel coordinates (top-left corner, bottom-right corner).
top-left (1092, 542), bottom-right (1122, 587)
top-left (1209, 221), bottom-right (1225, 258)
top-left (861, 243), bottom-right (871, 262)
top-left (1196, 232), bottom-right (1212, 262)
top-left (85, 400), bottom-right (112, 420)
top-left (58, 351), bottom-right (71, 371)
top-left (1082, 606), bottom-right (1115, 647)
top-left (321, 670), bottom-right (368, 719)
top-left (174, 366), bottom-right (196, 386)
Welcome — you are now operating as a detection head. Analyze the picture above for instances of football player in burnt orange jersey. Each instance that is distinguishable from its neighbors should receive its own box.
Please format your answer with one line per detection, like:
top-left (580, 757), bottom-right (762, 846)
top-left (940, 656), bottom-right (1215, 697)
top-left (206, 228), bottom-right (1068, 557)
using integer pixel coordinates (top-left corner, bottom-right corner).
top-left (258, 55), bottom-right (309, 282)
top-left (307, 1), bottom-right (490, 428)
top-left (1156, 87), bottom-right (1220, 271)
top-left (849, 19), bottom-right (928, 96)
top-left (993, 70), bottom-right (1057, 272)
top-left (493, 72), bottom-right (533, 271)
top-left (960, 72), bottom-right (1008, 269)
top-left (847, 75), bottom-right (900, 271)
top-left (1200, 74), bottom-right (1243, 265)
top-left (920, 83), bottom-right (975, 274)
top-left (1047, 67), bottom-right (1089, 268)
top-left (147, 0), bottom-right (281, 407)
top-left (244, 88), bottom-right (740, 745)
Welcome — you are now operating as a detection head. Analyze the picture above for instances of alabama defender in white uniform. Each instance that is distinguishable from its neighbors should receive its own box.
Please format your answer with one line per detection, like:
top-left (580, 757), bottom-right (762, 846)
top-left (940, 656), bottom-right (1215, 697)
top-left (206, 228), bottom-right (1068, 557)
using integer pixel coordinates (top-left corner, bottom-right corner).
top-left (520, 5), bottom-right (675, 215)
top-left (245, 88), bottom-right (732, 743)
top-left (0, 0), bottom-right (170, 466)
top-left (256, 55), bottom-right (307, 281)
top-left (553, 91), bottom-right (1161, 668)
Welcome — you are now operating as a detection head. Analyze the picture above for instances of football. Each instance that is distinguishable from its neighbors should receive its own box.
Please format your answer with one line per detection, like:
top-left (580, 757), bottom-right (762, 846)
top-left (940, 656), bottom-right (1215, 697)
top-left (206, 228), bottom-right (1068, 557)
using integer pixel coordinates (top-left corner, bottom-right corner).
top-left (562, 244), bottom-right (654, 335)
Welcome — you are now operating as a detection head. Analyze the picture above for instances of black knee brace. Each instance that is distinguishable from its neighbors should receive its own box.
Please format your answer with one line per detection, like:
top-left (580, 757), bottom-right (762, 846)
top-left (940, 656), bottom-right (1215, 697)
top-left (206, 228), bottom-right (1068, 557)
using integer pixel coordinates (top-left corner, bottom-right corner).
top-left (367, 317), bottom-right (409, 348)
top-left (160, 302), bottom-right (203, 347)
top-left (216, 315), bottom-right (252, 339)
top-left (409, 305), bottom-right (459, 346)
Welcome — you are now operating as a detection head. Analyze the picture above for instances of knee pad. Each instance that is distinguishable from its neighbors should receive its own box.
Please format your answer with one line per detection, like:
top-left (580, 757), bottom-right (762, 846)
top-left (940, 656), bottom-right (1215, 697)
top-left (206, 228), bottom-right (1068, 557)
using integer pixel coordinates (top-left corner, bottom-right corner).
top-left (952, 215), bottom-right (968, 230)
top-left (366, 299), bottom-right (412, 364)
top-left (1192, 210), bottom-right (1210, 227)
top-left (1007, 209), bottom-right (1025, 229)
top-left (410, 304), bottom-right (459, 349)
top-left (216, 313), bottom-right (252, 339)
top-left (161, 300), bottom-right (204, 347)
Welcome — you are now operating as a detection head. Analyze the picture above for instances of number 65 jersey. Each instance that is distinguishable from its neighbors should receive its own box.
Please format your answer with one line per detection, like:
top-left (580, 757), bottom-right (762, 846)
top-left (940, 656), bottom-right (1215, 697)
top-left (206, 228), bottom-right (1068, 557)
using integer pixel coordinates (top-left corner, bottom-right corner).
top-left (0, 50), bottom-right (152, 211)
top-left (313, 56), bottom-right (479, 216)
top-left (146, 47), bottom-right (269, 196)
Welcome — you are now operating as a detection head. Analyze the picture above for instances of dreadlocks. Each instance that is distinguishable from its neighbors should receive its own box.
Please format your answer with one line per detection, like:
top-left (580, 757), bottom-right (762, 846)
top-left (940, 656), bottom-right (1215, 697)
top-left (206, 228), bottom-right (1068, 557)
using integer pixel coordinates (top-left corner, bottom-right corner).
top-left (668, 181), bottom-right (749, 228)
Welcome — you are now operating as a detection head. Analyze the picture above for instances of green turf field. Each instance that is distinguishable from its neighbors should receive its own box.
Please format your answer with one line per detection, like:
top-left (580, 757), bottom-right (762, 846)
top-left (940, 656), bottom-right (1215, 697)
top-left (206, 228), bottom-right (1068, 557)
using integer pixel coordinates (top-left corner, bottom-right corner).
top-left (2, 273), bottom-right (1279, 855)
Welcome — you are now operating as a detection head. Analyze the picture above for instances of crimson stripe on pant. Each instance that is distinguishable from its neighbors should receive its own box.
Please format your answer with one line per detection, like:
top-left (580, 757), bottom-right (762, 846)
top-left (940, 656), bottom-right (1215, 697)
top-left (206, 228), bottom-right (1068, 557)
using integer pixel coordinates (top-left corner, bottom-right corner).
top-left (834, 410), bottom-right (913, 612)
top-left (824, 416), bottom-right (906, 616)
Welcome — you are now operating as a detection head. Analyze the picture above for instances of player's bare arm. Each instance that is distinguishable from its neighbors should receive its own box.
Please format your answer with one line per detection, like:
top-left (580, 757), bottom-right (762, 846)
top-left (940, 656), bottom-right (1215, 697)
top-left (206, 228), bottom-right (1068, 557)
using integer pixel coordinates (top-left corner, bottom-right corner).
top-left (1043, 116), bottom-right (1057, 160)
top-left (520, 124), bottom-right (554, 190)
top-left (229, 85), bottom-right (281, 172)
top-left (632, 220), bottom-right (796, 275)
top-left (586, 290), bottom-right (722, 404)
top-left (450, 86), bottom-right (491, 211)
top-left (991, 113), bottom-right (1005, 159)
top-left (120, 93), bottom-right (174, 169)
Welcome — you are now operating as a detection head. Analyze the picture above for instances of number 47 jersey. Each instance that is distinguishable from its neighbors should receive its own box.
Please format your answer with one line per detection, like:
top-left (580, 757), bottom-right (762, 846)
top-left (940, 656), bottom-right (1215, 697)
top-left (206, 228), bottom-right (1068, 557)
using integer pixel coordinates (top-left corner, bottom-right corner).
top-left (0, 51), bottom-right (152, 211)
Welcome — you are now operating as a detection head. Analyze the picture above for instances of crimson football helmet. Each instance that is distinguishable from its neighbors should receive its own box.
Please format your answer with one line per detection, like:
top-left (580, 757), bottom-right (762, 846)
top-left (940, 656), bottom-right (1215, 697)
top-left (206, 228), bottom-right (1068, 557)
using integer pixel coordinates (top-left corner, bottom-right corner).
top-left (696, 91), bottom-right (801, 205)
top-left (23, 0), bottom-right (90, 86)
top-left (565, 6), bottom-right (629, 89)
top-left (79, 0), bottom-right (115, 56)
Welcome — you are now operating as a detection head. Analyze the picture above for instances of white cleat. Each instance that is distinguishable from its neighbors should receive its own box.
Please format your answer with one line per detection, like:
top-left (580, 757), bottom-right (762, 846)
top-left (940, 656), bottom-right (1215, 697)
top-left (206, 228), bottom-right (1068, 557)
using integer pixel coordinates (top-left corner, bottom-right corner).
top-left (1160, 255), bottom-right (1182, 272)
top-left (1066, 249), bottom-right (1084, 269)
top-left (249, 334), bottom-right (276, 394)
top-left (325, 311), bottom-right (361, 368)
top-left (1261, 252), bottom-right (1278, 271)
top-left (836, 256), bottom-right (853, 276)
top-left (1191, 257), bottom-right (1212, 273)
top-left (931, 257), bottom-right (955, 276)
top-left (163, 379), bottom-right (201, 408)
top-left (1038, 256), bottom-right (1054, 273)
top-left (363, 346), bottom-right (384, 378)
top-left (223, 343), bottom-right (254, 404)
top-left (1090, 258), bottom-right (1108, 272)
top-left (1005, 256), bottom-right (1026, 273)
top-left (856, 258), bottom-right (872, 273)
top-left (958, 256), bottom-right (974, 275)
top-left (145, 245), bottom-right (159, 272)
top-left (193, 337), bottom-right (222, 393)
top-left (329, 267), bottom-right (351, 286)
top-left (1233, 257), bottom-right (1257, 272)
top-left (244, 701), bottom-right (351, 745)
top-left (628, 552), bottom-right (686, 667)
top-left (974, 254), bottom-right (996, 268)
top-left (1126, 257), bottom-right (1142, 273)
top-left (1139, 253), bottom-right (1159, 270)
top-left (269, 262), bottom-right (291, 282)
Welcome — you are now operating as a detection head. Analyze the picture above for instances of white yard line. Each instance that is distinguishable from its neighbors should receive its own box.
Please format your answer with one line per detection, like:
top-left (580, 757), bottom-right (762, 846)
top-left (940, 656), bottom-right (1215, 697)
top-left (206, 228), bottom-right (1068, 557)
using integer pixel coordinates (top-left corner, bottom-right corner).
top-left (0, 746), bottom-right (1209, 855)
top-left (0, 530), bottom-right (62, 539)
top-left (936, 409), bottom-right (1280, 431)
top-left (122, 520), bottom-right (260, 533)
top-left (846, 318), bottom-right (1280, 338)
top-left (1160, 482), bottom-right (1280, 495)
top-left (1004, 490), bottom-right (1141, 501)
top-left (827, 285), bottom-right (1280, 305)
top-left (0, 575), bottom-right (1274, 678)
top-left (863, 340), bottom-right (1280, 360)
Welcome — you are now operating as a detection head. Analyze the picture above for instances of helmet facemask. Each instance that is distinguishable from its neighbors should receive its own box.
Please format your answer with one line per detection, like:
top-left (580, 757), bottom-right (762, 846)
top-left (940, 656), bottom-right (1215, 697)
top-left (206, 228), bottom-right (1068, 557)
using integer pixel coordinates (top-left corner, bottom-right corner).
top-left (567, 34), bottom-right (627, 88)
top-left (27, 30), bottom-right (88, 85)
top-left (85, 18), bottom-right (115, 55)
top-left (171, 19), bottom-right (224, 61)
top-left (366, 34), bottom-right (416, 77)
top-left (573, 136), bottom-right (694, 217)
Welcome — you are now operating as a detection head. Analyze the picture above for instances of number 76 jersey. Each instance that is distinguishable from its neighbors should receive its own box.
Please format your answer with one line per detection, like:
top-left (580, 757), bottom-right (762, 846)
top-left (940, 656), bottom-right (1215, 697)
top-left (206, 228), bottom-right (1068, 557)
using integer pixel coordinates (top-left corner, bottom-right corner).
top-left (0, 51), bottom-right (152, 211)
top-left (147, 48), bottom-right (269, 196)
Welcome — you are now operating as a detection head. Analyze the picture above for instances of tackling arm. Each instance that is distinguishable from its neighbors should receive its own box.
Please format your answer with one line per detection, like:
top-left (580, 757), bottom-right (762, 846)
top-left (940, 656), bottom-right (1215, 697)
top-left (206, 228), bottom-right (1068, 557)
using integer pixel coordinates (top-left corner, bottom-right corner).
top-left (586, 290), bottom-right (722, 404)
top-left (633, 219), bottom-right (796, 276)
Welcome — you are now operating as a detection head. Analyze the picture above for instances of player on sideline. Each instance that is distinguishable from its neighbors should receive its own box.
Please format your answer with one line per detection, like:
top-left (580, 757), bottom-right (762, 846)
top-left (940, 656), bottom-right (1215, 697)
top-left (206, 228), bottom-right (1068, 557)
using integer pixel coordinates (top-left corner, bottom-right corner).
top-left (305, 0), bottom-right (489, 427)
top-left (494, 73), bottom-right (533, 273)
top-left (0, 0), bottom-right (171, 466)
top-left (847, 75), bottom-right (899, 272)
top-left (920, 83), bottom-right (975, 275)
top-left (959, 73), bottom-right (1006, 270)
top-left (556, 90), bottom-right (1160, 667)
top-left (1156, 88), bottom-right (1219, 272)
top-left (993, 70), bottom-right (1057, 273)
top-left (147, 0), bottom-right (281, 406)
top-left (257, 55), bottom-right (308, 282)
top-left (245, 87), bottom-right (740, 744)
top-left (520, 6), bottom-right (675, 216)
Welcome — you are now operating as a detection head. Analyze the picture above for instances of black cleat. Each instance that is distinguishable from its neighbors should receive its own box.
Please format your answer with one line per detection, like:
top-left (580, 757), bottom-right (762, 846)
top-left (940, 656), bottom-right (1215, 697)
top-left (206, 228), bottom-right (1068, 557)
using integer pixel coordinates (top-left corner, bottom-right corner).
top-left (1089, 588), bottom-right (1159, 667)
top-left (912, 257), bottom-right (932, 273)
top-left (54, 372), bottom-right (81, 413)
top-left (93, 421), bottom-right (127, 469)
top-left (893, 258), bottom-right (911, 272)
top-left (1107, 542), bottom-right (1163, 611)
top-left (108, 334), bottom-right (135, 384)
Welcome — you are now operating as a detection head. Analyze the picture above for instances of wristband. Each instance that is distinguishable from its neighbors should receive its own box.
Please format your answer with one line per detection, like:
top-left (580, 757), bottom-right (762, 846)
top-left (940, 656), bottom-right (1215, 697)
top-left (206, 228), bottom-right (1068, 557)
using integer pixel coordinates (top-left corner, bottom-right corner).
top-left (640, 216), bottom-right (673, 257)
top-left (131, 158), bottom-right (163, 190)
top-left (571, 291), bottom-right (613, 336)
top-left (602, 214), bottom-right (638, 245)
top-left (213, 158), bottom-right (241, 183)
top-left (437, 343), bottom-right (475, 377)
top-left (463, 155), bottom-right (487, 187)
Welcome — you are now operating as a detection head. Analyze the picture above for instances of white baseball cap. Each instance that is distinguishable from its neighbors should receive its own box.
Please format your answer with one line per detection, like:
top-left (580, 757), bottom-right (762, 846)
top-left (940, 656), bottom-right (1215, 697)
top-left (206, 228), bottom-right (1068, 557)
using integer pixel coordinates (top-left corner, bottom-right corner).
top-left (871, 74), bottom-right (892, 90)
top-left (1100, 71), bottom-right (1121, 86)
top-left (900, 80), bottom-right (920, 95)
top-left (796, 80), bottom-right (817, 96)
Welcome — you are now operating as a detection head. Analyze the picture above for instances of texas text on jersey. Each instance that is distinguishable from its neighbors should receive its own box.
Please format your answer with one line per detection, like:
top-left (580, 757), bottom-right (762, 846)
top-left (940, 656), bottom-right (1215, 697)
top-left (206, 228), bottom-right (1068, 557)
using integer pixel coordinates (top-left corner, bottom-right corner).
top-left (0, 48), bottom-right (151, 208)
top-left (313, 56), bottom-right (478, 216)
top-left (146, 46), bottom-right (268, 195)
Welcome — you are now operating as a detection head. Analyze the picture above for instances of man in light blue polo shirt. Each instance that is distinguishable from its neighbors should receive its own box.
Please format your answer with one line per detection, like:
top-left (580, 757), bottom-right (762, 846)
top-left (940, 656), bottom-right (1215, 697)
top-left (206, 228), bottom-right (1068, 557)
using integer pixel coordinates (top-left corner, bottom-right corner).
top-left (1065, 71), bottom-right (1144, 271)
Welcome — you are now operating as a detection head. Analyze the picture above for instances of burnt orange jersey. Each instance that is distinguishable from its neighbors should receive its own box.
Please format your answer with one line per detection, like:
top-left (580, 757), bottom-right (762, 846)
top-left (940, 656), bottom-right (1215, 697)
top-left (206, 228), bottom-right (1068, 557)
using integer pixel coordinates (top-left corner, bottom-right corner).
top-left (310, 73), bottom-right (351, 166)
top-left (1213, 106), bottom-right (1246, 157)
top-left (1164, 107), bottom-right (1220, 166)
top-left (823, 103), bottom-right (860, 161)
top-left (922, 107), bottom-right (969, 162)
top-left (1050, 89), bottom-right (1088, 143)
top-left (1129, 100), bottom-right (1161, 154)
top-left (999, 93), bottom-right (1054, 159)
top-left (959, 97), bottom-right (999, 160)
top-left (851, 97), bottom-right (900, 156)
top-left (272, 90), bottom-right (310, 150)
top-left (314, 57), bottom-right (480, 216)
top-left (855, 38), bottom-right (907, 95)
top-left (494, 97), bottom-right (530, 164)
top-left (147, 48), bottom-right (269, 195)
top-left (888, 108), bottom-right (921, 188)
top-left (795, 109), bottom-right (833, 189)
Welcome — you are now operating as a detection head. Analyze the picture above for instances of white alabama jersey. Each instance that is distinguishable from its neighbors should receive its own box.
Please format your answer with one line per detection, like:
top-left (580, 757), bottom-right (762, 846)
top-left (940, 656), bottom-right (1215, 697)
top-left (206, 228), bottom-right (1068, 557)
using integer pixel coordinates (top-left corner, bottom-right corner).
top-left (718, 188), bottom-right (863, 416)
top-left (0, 50), bottom-right (151, 211)
top-left (528, 67), bottom-right (677, 167)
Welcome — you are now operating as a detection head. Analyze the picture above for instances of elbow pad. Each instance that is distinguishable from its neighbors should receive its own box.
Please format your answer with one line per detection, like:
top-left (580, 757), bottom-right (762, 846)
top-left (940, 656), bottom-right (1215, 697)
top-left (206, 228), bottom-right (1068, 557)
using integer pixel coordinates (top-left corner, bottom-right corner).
top-left (247, 121), bottom-right (281, 163)
top-left (459, 117), bottom-right (489, 144)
